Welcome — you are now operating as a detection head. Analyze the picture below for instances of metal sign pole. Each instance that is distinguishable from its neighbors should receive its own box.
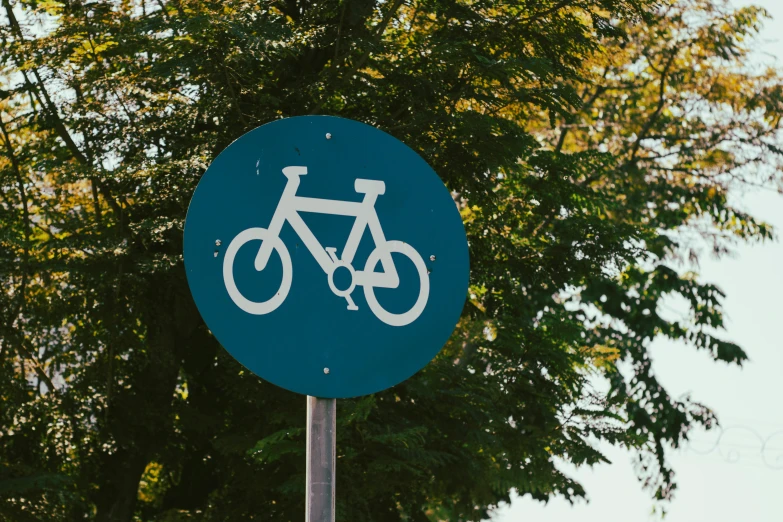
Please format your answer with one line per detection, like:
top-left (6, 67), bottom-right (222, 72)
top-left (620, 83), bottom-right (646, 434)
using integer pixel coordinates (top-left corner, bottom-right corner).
top-left (306, 396), bottom-right (336, 522)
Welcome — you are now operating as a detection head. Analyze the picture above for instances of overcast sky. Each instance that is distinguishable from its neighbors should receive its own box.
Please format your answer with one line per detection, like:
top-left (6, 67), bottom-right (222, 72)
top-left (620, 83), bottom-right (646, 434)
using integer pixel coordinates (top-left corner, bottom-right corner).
top-left (493, 1), bottom-right (783, 521)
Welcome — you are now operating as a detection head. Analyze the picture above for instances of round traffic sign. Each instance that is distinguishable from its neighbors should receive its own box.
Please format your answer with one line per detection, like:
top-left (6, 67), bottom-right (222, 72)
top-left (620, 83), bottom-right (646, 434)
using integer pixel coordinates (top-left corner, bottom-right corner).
top-left (184, 116), bottom-right (469, 398)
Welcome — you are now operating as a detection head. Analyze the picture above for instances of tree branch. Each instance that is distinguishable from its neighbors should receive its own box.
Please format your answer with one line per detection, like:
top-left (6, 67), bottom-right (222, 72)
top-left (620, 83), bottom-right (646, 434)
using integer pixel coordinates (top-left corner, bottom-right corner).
top-left (2, 0), bottom-right (126, 222)
top-left (521, 0), bottom-right (580, 24)
top-left (555, 82), bottom-right (608, 153)
top-left (0, 111), bottom-right (31, 335)
top-left (309, 0), bottom-right (406, 114)
top-left (627, 48), bottom-right (679, 164)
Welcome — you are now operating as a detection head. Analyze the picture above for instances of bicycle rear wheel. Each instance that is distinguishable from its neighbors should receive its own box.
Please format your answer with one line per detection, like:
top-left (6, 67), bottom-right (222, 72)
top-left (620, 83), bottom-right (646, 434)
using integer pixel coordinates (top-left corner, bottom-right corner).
top-left (364, 241), bottom-right (429, 327)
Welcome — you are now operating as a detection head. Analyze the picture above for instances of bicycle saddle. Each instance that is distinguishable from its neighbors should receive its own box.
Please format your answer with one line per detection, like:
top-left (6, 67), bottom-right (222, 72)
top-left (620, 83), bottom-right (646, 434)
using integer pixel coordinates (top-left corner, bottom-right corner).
top-left (354, 178), bottom-right (386, 195)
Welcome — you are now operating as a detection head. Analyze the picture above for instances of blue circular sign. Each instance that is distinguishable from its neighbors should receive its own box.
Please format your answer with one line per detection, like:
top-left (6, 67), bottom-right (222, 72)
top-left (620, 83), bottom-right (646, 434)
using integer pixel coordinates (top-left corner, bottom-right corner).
top-left (184, 116), bottom-right (469, 398)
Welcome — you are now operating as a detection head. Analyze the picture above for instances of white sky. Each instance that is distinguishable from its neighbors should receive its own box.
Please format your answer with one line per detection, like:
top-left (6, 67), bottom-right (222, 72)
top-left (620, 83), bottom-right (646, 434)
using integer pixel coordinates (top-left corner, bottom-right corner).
top-left (493, 1), bottom-right (783, 521)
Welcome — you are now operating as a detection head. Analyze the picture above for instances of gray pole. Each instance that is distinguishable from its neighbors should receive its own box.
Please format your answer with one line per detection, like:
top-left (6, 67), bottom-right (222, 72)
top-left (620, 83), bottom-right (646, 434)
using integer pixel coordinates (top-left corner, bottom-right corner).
top-left (306, 396), bottom-right (336, 522)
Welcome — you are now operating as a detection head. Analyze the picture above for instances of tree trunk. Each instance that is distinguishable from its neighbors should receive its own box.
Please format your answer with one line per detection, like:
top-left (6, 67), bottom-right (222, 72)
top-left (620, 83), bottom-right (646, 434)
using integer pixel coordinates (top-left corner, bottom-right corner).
top-left (94, 274), bottom-right (200, 521)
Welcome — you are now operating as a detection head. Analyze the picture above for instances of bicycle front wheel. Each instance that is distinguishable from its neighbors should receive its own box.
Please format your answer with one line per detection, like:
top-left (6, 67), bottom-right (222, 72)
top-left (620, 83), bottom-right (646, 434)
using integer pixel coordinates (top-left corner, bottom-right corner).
top-left (223, 227), bottom-right (292, 315)
top-left (364, 241), bottom-right (430, 327)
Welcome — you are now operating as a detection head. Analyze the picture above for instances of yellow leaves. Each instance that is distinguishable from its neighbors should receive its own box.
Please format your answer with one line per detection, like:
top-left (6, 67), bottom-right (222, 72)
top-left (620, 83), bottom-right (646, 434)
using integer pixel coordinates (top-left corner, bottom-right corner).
top-left (71, 37), bottom-right (118, 61)
top-left (90, 40), bottom-right (118, 55)
top-left (468, 285), bottom-right (488, 314)
top-left (175, 381), bottom-right (189, 401)
top-left (36, 0), bottom-right (64, 16)
top-left (137, 462), bottom-right (165, 504)
top-left (586, 345), bottom-right (621, 371)
top-left (460, 204), bottom-right (480, 224)
top-left (77, 39), bottom-right (117, 56)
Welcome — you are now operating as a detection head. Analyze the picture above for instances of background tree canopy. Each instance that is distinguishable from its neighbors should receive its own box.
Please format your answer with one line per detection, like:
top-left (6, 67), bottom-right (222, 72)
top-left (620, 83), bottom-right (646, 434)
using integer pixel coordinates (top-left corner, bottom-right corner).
top-left (1, 0), bottom-right (782, 520)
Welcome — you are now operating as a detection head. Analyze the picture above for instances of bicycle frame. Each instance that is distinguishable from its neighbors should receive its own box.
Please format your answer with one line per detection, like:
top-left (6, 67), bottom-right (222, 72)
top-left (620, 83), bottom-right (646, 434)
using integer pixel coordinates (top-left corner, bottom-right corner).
top-left (254, 167), bottom-right (400, 290)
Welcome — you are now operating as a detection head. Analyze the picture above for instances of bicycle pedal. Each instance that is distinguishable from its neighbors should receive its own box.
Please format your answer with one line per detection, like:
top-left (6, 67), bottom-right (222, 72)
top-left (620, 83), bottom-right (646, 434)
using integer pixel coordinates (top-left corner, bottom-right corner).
top-left (344, 294), bottom-right (359, 311)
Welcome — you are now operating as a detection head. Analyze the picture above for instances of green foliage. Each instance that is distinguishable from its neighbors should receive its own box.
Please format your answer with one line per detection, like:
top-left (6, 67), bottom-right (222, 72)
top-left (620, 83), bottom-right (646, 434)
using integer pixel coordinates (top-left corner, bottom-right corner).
top-left (1, 0), bottom-right (781, 520)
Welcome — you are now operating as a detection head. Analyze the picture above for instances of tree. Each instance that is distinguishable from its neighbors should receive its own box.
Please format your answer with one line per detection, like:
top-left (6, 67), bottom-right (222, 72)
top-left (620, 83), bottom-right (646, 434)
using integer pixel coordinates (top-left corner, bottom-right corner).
top-left (0, 0), bottom-right (780, 520)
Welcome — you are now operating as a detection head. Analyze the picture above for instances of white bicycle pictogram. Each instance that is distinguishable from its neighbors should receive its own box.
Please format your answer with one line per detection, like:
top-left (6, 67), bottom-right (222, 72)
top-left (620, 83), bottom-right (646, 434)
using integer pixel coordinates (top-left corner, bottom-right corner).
top-left (223, 166), bottom-right (430, 327)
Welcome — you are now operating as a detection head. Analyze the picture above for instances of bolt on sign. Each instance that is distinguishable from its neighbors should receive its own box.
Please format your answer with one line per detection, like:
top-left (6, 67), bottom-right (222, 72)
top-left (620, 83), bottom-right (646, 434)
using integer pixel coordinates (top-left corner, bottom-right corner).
top-left (183, 115), bottom-right (469, 521)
